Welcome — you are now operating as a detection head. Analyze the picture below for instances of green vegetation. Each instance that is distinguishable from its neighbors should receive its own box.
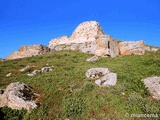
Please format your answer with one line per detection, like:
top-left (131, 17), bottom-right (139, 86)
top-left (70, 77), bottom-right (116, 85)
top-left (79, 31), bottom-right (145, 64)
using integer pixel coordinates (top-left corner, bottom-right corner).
top-left (0, 50), bottom-right (160, 120)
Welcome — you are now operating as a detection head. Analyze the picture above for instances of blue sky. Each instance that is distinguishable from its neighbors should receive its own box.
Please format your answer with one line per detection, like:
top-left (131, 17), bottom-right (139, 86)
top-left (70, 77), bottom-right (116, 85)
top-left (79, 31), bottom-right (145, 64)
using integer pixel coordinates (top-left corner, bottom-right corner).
top-left (0, 0), bottom-right (160, 58)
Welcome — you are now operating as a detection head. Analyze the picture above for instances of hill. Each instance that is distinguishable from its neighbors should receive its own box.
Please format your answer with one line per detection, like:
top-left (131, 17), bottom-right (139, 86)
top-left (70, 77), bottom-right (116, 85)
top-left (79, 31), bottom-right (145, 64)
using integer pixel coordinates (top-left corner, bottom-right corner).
top-left (0, 50), bottom-right (160, 120)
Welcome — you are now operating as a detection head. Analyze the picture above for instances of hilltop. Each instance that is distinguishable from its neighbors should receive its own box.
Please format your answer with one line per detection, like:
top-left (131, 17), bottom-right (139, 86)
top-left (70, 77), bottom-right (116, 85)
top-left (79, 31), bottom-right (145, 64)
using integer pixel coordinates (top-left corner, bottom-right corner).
top-left (0, 21), bottom-right (160, 120)
top-left (0, 50), bottom-right (160, 119)
top-left (6, 21), bottom-right (159, 60)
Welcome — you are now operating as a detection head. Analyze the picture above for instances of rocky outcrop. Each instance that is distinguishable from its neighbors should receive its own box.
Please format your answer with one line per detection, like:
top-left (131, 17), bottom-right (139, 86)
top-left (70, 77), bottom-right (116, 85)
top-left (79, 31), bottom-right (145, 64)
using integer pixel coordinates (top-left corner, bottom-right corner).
top-left (48, 21), bottom-right (119, 57)
top-left (6, 44), bottom-right (50, 60)
top-left (95, 73), bottom-right (117, 87)
top-left (143, 76), bottom-right (160, 100)
top-left (27, 66), bottom-right (53, 76)
top-left (86, 68), bottom-right (117, 87)
top-left (145, 46), bottom-right (159, 52)
top-left (0, 82), bottom-right (40, 111)
top-left (86, 68), bottom-right (110, 78)
top-left (86, 56), bottom-right (99, 62)
top-left (119, 40), bottom-right (145, 56)
top-left (19, 66), bottom-right (32, 72)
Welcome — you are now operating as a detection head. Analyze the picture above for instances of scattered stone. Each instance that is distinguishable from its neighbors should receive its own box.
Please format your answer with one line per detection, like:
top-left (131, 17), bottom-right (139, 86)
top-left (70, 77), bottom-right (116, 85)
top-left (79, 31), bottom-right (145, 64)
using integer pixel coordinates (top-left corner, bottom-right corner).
top-left (119, 40), bottom-right (145, 56)
top-left (0, 82), bottom-right (40, 111)
top-left (86, 56), bottom-right (99, 62)
top-left (27, 70), bottom-right (41, 76)
top-left (143, 76), bottom-right (160, 100)
top-left (6, 44), bottom-right (50, 60)
top-left (41, 67), bottom-right (52, 73)
top-left (19, 66), bottom-right (32, 72)
top-left (95, 73), bottom-right (117, 87)
top-left (6, 73), bottom-right (12, 77)
top-left (86, 68), bottom-right (110, 78)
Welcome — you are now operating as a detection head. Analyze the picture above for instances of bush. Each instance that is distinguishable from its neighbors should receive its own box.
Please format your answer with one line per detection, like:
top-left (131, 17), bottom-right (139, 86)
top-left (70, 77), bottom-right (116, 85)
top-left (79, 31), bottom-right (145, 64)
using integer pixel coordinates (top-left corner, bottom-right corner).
top-left (62, 97), bottom-right (85, 119)
top-left (0, 107), bottom-right (27, 120)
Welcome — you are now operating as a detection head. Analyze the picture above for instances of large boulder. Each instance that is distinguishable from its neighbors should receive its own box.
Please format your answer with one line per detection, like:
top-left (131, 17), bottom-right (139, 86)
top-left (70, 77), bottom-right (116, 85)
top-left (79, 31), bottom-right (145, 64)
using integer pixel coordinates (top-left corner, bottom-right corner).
top-left (48, 21), bottom-right (119, 57)
top-left (86, 68), bottom-right (117, 87)
top-left (95, 73), bottom-right (117, 87)
top-left (0, 82), bottom-right (40, 111)
top-left (6, 44), bottom-right (50, 60)
top-left (86, 68), bottom-right (110, 78)
top-left (118, 40), bottom-right (145, 56)
top-left (143, 76), bottom-right (160, 100)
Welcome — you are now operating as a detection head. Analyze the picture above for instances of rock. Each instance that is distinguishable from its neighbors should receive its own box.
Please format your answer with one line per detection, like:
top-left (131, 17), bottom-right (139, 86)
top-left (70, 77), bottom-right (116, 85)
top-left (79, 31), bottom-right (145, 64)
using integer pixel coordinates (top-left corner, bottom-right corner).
top-left (145, 46), bottom-right (159, 52)
top-left (48, 36), bottom-right (70, 50)
top-left (19, 66), bottom-right (32, 72)
top-left (27, 70), bottom-right (41, 77)
top-left (119, 40), bottom-right (145, 56)
top-left (143, 76), bottom-right (160, 100)
top-left (6, 73), bottom-right (12, 77)
top-left (6, 44), bottom-right (50, 60)
top-left (41, 67), bottom-right (52, 73)
top-left (0, 82), bottom-right (40, 111)
top-left (86, 56), bottom-right (99, 62)
top-left (48, 21), bottom-right (119, 57)
top-left (95, 73), bottom-right (117, 87)
top-left (0, 58), bottom-right (5, 62)
top-left (86, 68), bottom-right (110, 78)
top-left (94, 35), bottom-right (119, 57)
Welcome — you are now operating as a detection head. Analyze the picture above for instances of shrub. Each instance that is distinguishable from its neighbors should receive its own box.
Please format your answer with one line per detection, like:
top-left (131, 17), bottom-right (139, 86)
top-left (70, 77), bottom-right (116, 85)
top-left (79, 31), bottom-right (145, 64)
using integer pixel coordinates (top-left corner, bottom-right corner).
top-left (0, 107), bottom-right (27, 120)
top-left (62, 97), bottom-right (85, 119)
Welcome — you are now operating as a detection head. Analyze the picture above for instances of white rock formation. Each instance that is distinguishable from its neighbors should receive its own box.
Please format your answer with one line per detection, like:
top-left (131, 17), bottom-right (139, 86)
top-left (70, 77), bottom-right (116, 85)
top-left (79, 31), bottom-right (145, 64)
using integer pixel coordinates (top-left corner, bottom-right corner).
top-left (0, 82), bottom-right (40, 111)
top-left (119, 40), bottom-right (145, 56)
top-left (6, 44), bottom-right (50, 60)
top-left (95, 73), bottom-right (117, 87)
top-left (86, 56), bottom-right (99, 62)
top-left (19, 66), bottom-right (32, 72)
top-left (48, 21), bottom-right (119, 57)
top-left (145, 46), bottom-right (159, 52)
top-left (86, 68), bottom-right (110, 78)
top-left (86, 68), bottom-right (117, 87)
top-left (143, 76), bottom-right (160, 100)
top-left (41, 67), bottom-right (53, 73)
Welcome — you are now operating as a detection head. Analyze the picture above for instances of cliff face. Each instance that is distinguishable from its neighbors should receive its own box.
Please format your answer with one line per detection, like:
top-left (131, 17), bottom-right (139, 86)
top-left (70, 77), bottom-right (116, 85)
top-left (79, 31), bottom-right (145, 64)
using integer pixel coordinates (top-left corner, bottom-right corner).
top-left (6, 44), bottom-right (50, 60)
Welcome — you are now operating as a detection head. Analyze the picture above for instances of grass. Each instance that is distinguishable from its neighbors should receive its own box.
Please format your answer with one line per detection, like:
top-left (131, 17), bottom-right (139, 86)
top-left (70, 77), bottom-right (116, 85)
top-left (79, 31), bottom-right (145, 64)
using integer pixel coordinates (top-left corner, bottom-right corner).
top-left (0, 50), bottom-right (160, 120)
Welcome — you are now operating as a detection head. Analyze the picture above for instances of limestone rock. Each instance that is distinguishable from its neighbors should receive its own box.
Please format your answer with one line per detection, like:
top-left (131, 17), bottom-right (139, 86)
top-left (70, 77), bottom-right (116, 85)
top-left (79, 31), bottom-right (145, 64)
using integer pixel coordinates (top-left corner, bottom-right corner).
top-left (41, 67), bottom-right (52, 73)
top-left (143, 76), bottom-right (160, 100)
top-left (49, 36), bottom-right (70, 50)
top-left (119, 40), bottom-right (145, 56)
top-left (86, 56), bottom-right (99, 62)
top-left (0, 82), bottom-right (40, 111)
top-left (145, 46), bottom-right (159, 52)
top-left (48, 21), bottom-right (119, 57)
top-left (95, 73), bottom-right (117, 87)
top-left (95, 35), bottom-right (119, 57)
top-left (6, 44), bottom-right (50, 60)
top-left (27, 70), bottom-right (41, 77)
top-left (86, 68), bottom-right (110, 78)
top-left (19, 66), bottom-right (32, 72)
top-left (6, 73), bottom-right (12, 77)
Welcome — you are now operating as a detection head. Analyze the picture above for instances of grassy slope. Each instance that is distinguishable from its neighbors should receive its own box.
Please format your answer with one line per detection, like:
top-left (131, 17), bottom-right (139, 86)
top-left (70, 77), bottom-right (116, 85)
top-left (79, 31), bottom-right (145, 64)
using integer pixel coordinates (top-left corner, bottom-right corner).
top-left (0, 50), bottom-right (160, 120)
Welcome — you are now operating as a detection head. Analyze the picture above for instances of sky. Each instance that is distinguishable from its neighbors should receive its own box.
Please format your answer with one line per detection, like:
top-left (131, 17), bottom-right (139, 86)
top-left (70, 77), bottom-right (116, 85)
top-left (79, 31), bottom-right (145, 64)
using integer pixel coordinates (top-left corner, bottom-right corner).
top-left (0, 0), bottom-right (160, 58)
